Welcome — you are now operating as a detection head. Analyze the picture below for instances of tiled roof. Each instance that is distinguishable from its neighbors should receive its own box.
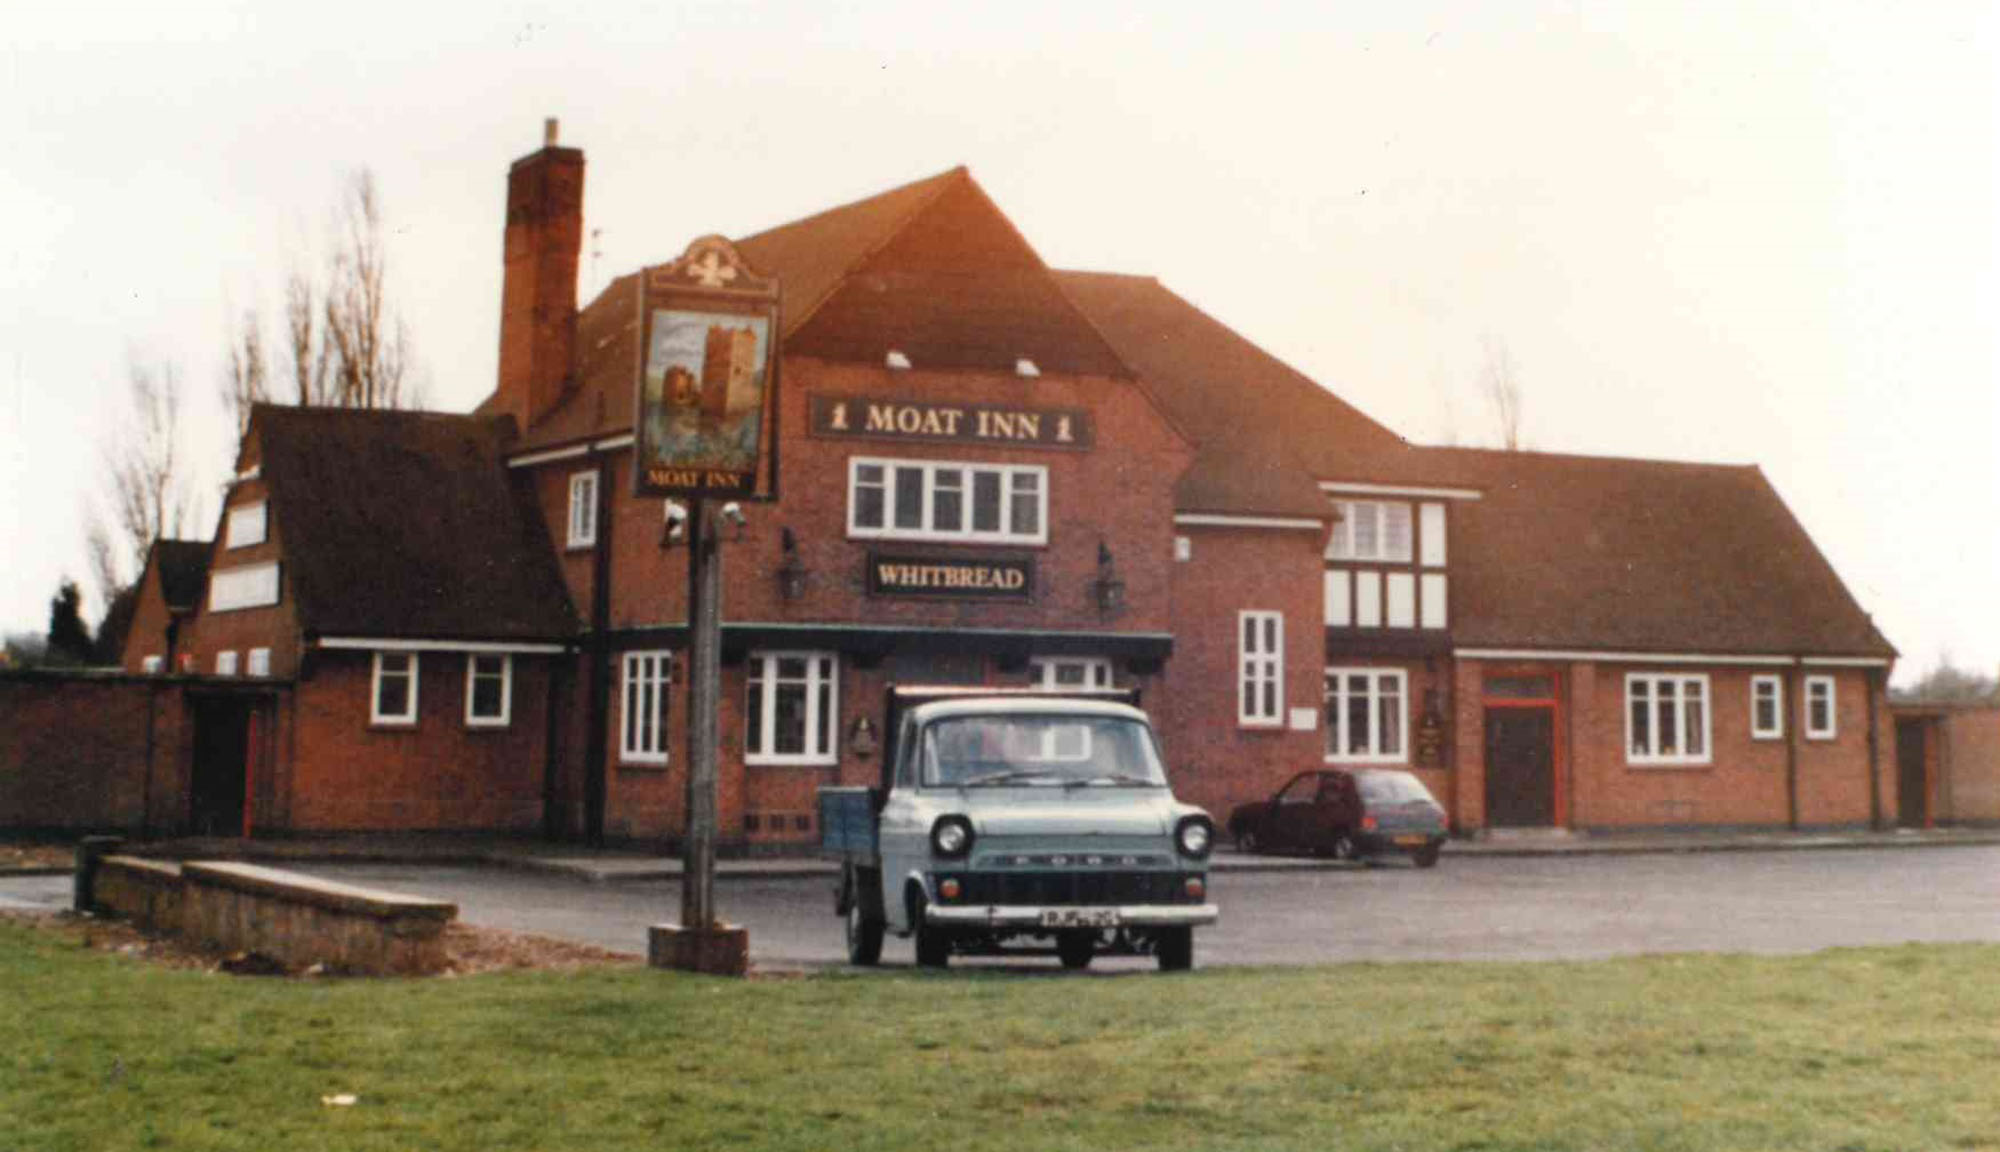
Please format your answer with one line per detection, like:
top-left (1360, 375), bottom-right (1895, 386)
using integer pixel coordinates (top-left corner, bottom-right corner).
top-left (1053, 271), bottom-right (1406, 520)
top-left (503, 167), bottom-right (1132, 452)
top-left (251, 405), bottom-right (576, 642)
top-left (153, 539), bottom-right (213, 612)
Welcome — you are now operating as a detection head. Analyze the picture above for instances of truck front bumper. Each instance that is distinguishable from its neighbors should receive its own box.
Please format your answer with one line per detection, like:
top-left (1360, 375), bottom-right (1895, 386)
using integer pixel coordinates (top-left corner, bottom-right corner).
top-left (925, 903), bottom-right (1220, 929)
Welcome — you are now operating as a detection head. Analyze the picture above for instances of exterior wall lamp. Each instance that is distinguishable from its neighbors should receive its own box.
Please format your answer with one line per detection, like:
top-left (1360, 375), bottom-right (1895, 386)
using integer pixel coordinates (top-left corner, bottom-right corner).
top-left (777, 526), bottom-right (808, 601)
top-left (1094, 540), bottom-right (1125, 615)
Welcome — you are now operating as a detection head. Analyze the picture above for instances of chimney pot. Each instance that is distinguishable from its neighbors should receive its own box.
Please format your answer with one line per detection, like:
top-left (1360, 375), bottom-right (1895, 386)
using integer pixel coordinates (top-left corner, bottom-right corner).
top-left (545, 117), bottom-right (560, 147)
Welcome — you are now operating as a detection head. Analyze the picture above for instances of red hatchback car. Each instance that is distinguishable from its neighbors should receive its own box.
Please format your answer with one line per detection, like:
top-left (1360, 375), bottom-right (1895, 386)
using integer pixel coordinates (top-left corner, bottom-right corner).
top-left (1227, 768), bottom-right (1447, 867)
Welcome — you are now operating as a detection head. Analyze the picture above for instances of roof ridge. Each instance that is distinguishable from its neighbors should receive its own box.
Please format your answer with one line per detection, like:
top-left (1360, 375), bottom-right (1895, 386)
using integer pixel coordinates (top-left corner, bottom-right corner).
top-left (1389, 441), bottom-right (1763, 473)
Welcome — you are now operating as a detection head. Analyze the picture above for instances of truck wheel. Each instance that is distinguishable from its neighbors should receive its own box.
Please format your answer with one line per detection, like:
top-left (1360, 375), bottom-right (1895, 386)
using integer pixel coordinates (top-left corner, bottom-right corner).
top-left (1056, 932), bottom-right (1095, 970)
top-left (844, 869), bottom-right (885, 967)
top-left (1155, 926), bottom-right (1194, 973)
top-left (911, 892), bottom-right (951, 969)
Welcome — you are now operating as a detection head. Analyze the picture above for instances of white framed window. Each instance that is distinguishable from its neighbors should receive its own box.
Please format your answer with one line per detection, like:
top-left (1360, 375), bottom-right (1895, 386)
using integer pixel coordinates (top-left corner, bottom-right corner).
top-left (1626, 673), bottom-right (1710, 765)
top-left (1751, 674), bottom-right (1784, 740)
top-left (567, 470), bottom-right (599, 549)
top-left (247, 648), bottom-right (271, 677)
top-left (746, 651), bottom-right (839, 765)
top-left (1238, 611), bottom-right (1284, 727)
top-left (1804, 675), bottom-right (1837, 740)
top-left (371, 652), bottom-right (419, 727)
top-left (621, 651), bottom-right (673, 764)
top-left (1325, 668), bottom-right (1407, 763)
top-left (224, 501), bottom-right (267, 549)
top-left (846, 456), bottom-right (1047, 544)
top-left (215, 650), bottom-right (239, 677)
top-left (142, 655), bottom-right (163, 674)
top-left (209, 562), bottom-right (281, 612)
top-left (1028, 657), bottom-right (1113, 690)
top-left (1326, 500), bottom-right (1413, 563)
top-left (465, 654), bottom-right (513, 728)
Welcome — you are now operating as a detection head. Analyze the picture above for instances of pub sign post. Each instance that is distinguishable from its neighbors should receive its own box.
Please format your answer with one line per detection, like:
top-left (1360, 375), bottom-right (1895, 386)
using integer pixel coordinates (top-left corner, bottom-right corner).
top-left (636, 235), bottom-right (779, 976)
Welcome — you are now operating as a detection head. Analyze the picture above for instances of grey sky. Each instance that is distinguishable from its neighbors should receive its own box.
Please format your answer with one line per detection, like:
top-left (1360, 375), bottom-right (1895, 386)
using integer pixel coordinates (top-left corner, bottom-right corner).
top-left (3, 2), bottom-right (1993, 685)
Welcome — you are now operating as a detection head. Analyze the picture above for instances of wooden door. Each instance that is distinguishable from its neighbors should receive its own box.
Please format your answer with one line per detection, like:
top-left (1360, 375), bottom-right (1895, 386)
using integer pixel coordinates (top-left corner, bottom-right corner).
top-left (1485, 708), bottom-right (1555, 828)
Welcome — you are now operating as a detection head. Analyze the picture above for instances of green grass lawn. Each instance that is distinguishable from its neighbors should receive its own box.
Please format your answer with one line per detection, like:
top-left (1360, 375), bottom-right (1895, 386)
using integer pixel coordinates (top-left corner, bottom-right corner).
top-left (5, 920), bottom-right (1997, 1152)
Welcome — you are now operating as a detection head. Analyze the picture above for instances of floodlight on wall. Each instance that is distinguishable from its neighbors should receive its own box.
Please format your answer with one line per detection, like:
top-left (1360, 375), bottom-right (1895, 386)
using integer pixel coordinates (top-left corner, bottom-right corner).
top-left (777, 526), bottom-right (808, 601)
top-left (885, 349), bottom-right (912, 370)
top-left (1015, 358), bottom-right (1040, 378)
top-left (662, 500), bottom-right (689, 547)
top-left (1093, 539), bottom-right (1126, 615)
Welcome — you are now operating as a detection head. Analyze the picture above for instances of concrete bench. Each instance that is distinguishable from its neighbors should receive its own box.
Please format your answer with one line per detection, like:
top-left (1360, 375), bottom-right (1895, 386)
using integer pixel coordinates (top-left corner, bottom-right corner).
top-left (91, 856), bottom-right (457, 975)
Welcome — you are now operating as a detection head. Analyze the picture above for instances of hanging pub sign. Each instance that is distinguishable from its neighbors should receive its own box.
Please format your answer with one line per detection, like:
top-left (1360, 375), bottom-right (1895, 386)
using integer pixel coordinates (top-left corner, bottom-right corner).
top-left (633, 235), bottom-right (782, 501)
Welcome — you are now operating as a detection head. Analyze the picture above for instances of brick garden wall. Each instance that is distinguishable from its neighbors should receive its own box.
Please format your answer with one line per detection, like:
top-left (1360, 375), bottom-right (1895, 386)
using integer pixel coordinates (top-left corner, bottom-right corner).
top-left (0, 671), bottom-right (190, 833)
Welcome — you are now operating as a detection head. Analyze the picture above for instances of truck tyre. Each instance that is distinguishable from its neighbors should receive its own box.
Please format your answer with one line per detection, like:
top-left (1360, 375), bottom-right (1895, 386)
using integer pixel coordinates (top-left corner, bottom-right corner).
top-left (1056, 932), bottom-right (1095, 970)
top-left (844, 867), bottom-right (884, 966)
top-left (1155, 926), bottom-right (1194, 973)
top-left (911, 891), bottom-right (951, 969)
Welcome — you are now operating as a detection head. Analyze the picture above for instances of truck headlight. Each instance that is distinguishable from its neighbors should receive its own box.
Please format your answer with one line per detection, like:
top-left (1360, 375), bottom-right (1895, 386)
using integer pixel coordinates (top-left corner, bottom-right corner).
top-left (931, 815), bottom-right (974, 860)
top-left (1175, 815), bottom-right (1214, 860)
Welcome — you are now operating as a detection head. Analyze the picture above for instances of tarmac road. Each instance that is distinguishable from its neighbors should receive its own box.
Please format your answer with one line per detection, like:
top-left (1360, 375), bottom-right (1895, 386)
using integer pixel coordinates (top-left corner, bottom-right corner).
top-left (8, 847), bottom-right (1997, 971)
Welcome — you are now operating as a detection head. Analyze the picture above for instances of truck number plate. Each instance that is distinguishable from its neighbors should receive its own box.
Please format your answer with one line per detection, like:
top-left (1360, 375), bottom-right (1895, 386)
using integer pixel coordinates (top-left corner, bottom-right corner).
top-left (1040, 909), bottom-right (1120, 928)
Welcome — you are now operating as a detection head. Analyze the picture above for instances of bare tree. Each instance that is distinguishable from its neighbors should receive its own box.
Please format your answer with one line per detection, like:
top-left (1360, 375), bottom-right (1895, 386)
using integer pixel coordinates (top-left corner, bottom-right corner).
top-left (221, 308), bottom-right (270, 436)
top-left (93, 358), bottom-right (196, 608)
top-left (1479, 335), bottom-right (1525, 451)
top-left (233, 167), bottom-right (423, 416)
top-left (1892, 650), bottom-right (1999, 704)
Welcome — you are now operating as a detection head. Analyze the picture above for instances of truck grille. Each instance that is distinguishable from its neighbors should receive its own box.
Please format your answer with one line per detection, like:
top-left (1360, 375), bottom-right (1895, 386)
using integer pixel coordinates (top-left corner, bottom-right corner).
top-left (935, 871), bottom-right (1200, 906)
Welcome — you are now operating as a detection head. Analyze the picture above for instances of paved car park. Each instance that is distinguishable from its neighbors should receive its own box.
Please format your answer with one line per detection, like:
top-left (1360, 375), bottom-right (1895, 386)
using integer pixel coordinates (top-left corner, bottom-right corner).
top-left (11, 846), bottom-right (1994, 971)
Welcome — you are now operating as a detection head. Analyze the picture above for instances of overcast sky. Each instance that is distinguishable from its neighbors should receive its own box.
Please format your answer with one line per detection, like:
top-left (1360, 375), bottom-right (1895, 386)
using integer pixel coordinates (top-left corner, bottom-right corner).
top-left (3, 2), bottom-right (1993, 685)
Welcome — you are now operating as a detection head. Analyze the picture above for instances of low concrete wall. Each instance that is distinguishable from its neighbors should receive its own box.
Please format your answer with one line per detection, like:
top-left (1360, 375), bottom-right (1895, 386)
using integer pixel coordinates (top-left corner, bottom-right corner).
top-left (92, 855), bottom-right (456, 975)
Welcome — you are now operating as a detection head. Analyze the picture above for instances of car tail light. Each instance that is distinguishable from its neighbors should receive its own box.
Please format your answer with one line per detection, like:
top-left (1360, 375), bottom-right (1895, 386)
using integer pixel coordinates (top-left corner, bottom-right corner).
top-left (1184, 877), bottom-right (1205, 901)
top-left (1361, 815), bottom-right (1378, 831)
top-left (939, 877), bottom-right (962, 901)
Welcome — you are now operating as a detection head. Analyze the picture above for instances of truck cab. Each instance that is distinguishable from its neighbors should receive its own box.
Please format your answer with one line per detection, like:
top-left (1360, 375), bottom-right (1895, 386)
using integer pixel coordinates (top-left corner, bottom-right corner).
top-left (820, 687), bottom-right (1219, 971)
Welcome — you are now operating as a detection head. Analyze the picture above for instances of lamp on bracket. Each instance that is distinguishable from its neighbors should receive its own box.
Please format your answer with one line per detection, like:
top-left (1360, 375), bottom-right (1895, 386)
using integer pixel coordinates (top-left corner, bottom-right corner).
top-left (1093, 539), bottom-right (1125, 615)
top-left (777, 526), bottom-right (808, 601)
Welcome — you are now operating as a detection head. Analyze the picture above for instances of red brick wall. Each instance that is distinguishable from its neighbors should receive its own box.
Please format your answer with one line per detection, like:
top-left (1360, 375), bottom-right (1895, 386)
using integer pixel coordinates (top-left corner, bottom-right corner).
top-left (1159, 525), bottom-right (1326, 820)
top-left (0, 673), bottom-right (189, 832)
top-left (286, 651), bottom-right (548, 831)
top-left (1939, 707), bottom-right (2000, 823)
top-left (122, 558), bottom-right (188, 674)
top-left (1449, 660), bottom-right (1885, 832)
top-left (183, 473), bottom-right (302, 681)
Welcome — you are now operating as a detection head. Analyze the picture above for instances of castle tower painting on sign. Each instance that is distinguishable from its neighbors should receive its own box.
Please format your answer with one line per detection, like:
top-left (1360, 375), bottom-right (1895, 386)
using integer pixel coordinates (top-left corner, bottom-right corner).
top-left (640, 309), bottom-right (771, 475)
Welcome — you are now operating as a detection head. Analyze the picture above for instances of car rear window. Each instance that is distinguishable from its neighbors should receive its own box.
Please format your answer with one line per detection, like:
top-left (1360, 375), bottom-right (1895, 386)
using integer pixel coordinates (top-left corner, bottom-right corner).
top-left (1356, 771), bottom-right (1437, 805)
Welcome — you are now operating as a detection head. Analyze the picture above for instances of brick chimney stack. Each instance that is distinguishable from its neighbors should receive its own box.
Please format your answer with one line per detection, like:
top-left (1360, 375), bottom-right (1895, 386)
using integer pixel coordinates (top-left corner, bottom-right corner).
top-left (497, 117), bottom-right (585, 432)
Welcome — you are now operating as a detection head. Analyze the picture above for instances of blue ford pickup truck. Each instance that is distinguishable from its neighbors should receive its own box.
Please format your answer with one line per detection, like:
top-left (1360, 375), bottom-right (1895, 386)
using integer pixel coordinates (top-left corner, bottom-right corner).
top-left (820, 687), bottom-right (1220, 971)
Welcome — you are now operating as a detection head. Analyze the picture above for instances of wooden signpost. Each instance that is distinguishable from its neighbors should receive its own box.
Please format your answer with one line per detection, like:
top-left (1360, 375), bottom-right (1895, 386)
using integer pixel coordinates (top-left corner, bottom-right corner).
top-left (636, 236), bottom-right (780, 977)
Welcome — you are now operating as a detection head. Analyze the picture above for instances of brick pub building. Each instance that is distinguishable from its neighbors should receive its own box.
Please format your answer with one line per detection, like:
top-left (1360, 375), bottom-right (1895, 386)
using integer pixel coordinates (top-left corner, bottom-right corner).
top-left (91, 124), bottom-right (1902, 846)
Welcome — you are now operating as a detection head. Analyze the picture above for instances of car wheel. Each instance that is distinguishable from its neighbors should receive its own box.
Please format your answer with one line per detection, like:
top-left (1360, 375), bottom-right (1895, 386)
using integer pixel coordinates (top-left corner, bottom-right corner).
top-left (1056, 932), bottom-right (1095, 970)
top-left (1331, 832), bottom-right (1359, 862)
top-left (843, 868), bottom-right (884, 966)
top-left (1238, 828), bottom-right (1261, 854)
top-left (1412, 842), bottom-right (1442, 869)
top-left (1155, 926), bottom-right (1194, 973)
top-left (911, 892), bottom-right (951, 969)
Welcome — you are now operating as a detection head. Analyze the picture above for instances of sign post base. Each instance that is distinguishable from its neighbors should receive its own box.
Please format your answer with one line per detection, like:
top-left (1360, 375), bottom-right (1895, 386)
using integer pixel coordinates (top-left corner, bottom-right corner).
top-left (647, 922), bottom-right (749, 977)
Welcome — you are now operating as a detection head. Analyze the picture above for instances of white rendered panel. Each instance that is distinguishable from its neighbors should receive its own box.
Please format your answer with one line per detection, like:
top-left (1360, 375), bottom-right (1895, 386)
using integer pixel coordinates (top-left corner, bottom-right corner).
top-left (1325, 570), bottom-right (1351, 627)
top-left (1420, 503), bottom-right (1446, 567)
top-left (1356, 571), bottom-right (1382, 628)
top-left (1386, 573), bottom-right (1415, 628)
top-left (1420, 574), bottom-right (1448, 629)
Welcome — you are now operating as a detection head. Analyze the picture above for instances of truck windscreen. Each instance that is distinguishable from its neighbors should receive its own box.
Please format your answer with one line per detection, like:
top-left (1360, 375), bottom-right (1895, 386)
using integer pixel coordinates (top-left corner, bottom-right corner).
top-left (920, 715), bottom-right (1169, 788)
